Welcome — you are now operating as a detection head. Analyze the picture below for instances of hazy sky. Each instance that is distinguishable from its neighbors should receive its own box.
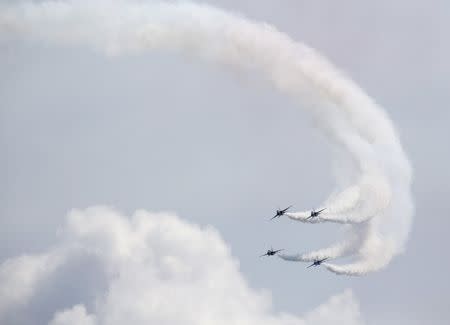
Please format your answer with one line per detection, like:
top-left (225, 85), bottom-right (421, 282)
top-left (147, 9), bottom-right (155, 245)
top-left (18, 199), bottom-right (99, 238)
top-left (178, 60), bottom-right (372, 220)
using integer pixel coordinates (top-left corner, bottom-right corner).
top-left (1, 1), bottom-right (449, 324)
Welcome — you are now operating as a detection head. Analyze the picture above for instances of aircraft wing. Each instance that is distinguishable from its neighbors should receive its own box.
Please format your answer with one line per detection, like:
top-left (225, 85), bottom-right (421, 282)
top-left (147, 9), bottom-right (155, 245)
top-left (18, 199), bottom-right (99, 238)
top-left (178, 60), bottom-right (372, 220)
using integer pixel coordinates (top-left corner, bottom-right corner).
top-left (283, 205), bottom-right (292, 212)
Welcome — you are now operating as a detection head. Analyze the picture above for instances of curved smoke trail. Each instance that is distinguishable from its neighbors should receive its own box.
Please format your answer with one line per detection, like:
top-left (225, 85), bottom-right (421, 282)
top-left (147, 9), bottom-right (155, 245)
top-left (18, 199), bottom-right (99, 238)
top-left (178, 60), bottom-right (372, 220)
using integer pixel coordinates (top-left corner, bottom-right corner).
top-left (0, 0), bottom-right (413, 275)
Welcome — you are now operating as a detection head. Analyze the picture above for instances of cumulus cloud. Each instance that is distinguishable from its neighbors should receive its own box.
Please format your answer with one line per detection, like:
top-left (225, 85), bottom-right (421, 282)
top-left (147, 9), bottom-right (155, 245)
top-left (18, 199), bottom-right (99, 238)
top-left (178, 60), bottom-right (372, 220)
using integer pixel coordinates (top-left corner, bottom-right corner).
top-left (0, 252), bottom-right (63, 315)
top-left (0, 207), bottom-right (363, 325)
top-left (49, 305), bottom-right (96, 325)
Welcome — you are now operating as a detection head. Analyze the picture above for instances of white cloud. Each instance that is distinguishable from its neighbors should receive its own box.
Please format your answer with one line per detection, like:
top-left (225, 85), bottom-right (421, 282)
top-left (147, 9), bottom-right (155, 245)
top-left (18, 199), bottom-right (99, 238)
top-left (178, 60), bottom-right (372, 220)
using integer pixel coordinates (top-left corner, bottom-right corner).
top-left (49, 305), bottom-right (96, 325)
top-left (0, 252), bottom-right (63, 315)
top-left (0, 207), bottom-right (363, 325)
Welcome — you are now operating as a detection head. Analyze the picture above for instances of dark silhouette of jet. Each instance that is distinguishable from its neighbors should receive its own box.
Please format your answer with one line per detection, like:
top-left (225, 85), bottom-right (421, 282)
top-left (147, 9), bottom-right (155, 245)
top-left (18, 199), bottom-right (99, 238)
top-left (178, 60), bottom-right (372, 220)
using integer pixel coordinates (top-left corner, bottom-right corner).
top-left (260, 248), bottom-right (284, 257)
top-left (306, 257), bottom-right (328, 268)
top-left (270, 206), bottom-right (292, 220)
top-left (306, 208), bottom-right (326, 220)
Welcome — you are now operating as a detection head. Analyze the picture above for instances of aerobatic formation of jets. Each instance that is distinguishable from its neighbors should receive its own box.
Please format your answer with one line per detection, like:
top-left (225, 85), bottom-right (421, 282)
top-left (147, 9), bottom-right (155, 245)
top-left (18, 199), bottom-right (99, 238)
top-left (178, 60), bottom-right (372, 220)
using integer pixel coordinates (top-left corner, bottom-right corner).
top-left (261, 205), bottom-right (329, 270)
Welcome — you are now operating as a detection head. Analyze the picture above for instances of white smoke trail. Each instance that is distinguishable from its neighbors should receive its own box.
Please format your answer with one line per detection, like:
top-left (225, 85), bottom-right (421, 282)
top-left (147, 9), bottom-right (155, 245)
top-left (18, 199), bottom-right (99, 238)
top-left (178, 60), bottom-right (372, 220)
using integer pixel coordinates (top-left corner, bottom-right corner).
top-left (280, 224), bottom-right (369, 262)
top-left (0, 0), bottom-right (413, 275)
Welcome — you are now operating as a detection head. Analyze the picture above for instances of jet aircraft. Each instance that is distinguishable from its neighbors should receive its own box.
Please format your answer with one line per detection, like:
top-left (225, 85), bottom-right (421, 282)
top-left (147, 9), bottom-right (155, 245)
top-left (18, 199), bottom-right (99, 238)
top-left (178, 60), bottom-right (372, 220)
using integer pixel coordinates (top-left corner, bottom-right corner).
top-left (306, 257), bottom-right (328, 268)
top-left (306, 208), bottom-right (326, 220)
top-left (260, 248), bottom-right (284, 257)
top-left (270, 206), bottom-right (292, 220)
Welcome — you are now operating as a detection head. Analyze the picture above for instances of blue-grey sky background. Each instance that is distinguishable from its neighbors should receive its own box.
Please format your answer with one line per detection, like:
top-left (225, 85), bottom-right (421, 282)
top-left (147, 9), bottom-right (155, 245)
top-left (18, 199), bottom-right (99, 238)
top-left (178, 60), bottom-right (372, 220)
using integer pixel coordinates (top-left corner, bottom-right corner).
top-left (1, 1), bottom-right (449, 324)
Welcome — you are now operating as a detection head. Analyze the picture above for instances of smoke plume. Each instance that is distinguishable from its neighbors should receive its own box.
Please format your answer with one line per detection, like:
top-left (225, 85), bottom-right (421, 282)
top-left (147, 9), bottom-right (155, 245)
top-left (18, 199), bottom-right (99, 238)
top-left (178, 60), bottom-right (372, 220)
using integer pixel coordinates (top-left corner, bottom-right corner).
top-left (0, 0), bottom-right (413, 275)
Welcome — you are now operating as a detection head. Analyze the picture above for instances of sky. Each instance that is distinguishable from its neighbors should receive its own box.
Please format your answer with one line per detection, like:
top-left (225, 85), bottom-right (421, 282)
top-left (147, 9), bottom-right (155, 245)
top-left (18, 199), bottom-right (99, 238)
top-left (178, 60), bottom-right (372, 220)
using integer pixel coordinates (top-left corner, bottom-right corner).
top-left (1, 0), bottom-right (449, 324)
